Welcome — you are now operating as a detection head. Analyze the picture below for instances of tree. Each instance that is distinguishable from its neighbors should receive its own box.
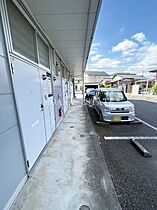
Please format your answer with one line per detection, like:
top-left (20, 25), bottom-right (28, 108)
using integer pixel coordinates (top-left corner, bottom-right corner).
top-left (151, 84), bottom-right (157, 95)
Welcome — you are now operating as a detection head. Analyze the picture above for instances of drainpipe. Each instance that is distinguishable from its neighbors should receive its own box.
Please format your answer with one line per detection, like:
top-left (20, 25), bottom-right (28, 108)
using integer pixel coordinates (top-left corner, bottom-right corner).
top-left (72, 78), bottom-right (75, 99)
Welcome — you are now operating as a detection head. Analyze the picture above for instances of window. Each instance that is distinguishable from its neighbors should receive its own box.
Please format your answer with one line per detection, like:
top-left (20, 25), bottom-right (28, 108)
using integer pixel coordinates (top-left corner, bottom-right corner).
top-left (55, 54), bottom-right (61, 76)
top-left (56, 62), bottom-right (60, 76)
top-left (37, 35), bottom-right (49, 68)
top-left (65, 68), bottom-right (68, 79)
top-left (67, 70), bottom-right (70, 80)
top-left (60, 62), bottom-right (64, 78)
top-left (7, 0), bottom-right (37, 62)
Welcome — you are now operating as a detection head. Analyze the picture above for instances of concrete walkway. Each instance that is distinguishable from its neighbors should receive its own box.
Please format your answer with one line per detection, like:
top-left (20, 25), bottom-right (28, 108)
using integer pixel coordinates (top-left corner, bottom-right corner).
top-left (10, 99), bottom-right (121, 210)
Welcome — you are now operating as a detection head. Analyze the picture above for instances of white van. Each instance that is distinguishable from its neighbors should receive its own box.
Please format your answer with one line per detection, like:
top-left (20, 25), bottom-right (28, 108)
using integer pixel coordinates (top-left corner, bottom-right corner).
top-left (93, 88), bottom-right (135, 122)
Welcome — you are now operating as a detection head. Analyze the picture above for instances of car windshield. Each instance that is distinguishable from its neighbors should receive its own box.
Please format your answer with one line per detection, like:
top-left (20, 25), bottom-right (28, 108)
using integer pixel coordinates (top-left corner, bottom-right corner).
top-left (100, 91), bottom-right (127, 102)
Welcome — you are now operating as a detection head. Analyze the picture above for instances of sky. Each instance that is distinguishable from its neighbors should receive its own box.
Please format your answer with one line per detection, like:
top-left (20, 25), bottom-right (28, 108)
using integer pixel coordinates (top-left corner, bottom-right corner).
top-left (86, 0), bottom-right (157, 77)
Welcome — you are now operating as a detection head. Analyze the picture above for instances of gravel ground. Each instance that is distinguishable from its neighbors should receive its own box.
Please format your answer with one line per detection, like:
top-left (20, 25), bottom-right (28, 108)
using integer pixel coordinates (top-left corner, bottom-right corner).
top-left (87, 105), bottom-right (157, 210)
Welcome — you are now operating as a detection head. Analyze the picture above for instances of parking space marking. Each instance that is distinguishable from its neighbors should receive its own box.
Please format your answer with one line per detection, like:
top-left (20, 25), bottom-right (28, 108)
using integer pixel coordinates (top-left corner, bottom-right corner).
top-left (104, 136), bottom-right (157, 140)
top-left (135, 117), bottom-right (157, 132)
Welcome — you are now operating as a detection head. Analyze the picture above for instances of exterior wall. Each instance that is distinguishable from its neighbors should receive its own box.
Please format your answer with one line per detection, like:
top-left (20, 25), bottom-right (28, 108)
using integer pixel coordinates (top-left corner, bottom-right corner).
top-left (0, 15), bottom-right (26, 210)
top-left (84, 73), bottom-right (112, 90)
top-left (85, 74), bottom-right (105, 83)
top-left (85, 73), bottom-right (111, 84)
top-left (0, 0), bottom-right (71, 209)
top-left (126, 93), bottom-right (157, 103)
top-left (4, 0), bottom-right (71, 169)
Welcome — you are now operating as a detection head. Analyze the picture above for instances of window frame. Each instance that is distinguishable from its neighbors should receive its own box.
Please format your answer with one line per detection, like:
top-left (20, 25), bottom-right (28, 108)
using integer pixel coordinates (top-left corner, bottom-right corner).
top-left (36, 32), bottom-right (50, 69)
top-left (3, 0), bottom-right (69, 74)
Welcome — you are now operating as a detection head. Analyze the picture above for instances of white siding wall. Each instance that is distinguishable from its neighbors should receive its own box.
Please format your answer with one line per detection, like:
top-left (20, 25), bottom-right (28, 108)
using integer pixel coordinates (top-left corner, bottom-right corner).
top-left (0, 0), bottom-right (71, 208)
top-left (0, 16), bottom-right (26, 210)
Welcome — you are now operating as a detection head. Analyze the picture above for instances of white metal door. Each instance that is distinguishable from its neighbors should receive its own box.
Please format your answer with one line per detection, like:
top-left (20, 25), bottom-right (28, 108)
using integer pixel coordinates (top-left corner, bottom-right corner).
top-left (39, 69), bottom-right (55, 141)
top-left (62, 78), bottom-right (69, 114)
top-left (53, 76), bottom-right (63, 126)
top-left (11, 57), bottom-right (47, 169)
top-left (48, 79), bottom-right (55, 134)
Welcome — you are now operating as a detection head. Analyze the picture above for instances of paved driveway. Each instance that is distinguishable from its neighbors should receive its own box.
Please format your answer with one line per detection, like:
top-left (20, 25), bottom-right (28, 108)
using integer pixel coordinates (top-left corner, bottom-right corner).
top-left (87, 99), bottom-right (157, 210)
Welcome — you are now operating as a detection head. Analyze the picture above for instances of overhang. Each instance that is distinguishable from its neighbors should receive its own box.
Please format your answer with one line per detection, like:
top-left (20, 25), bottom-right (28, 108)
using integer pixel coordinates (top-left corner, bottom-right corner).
top-left (23, 0), bottom-right (102, 78)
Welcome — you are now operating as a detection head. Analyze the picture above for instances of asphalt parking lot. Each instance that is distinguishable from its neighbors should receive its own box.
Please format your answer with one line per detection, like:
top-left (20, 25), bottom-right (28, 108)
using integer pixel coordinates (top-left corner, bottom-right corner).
top-left (87, 99), bottom-right (157, 210)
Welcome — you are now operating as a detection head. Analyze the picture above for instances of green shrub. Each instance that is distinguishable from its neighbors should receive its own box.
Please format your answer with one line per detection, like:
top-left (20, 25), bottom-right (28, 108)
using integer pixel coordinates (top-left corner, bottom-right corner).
top-left (151, 84), bottom-right (157, 95)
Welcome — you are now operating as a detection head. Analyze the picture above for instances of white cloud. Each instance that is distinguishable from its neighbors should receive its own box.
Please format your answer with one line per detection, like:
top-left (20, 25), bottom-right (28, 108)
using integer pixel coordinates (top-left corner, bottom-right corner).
top-left (112, 39), bottom-right (138, 53)
top-left (121, 48), bottom-right (138, 57)
top-left (88, 42), bottom-right (121, 72)
top-left (132, 32), bottom-right (146, 42)
top-left (125, 44), bottom-right (157, 74)
top-left (90, 54), bottom-right (103, 62)
top-left (88, 57), bottom-right (121, 70)
top-left (91, 42), bottom-right (101, 48)
top-left (89, 50), bottom-right (97, 56)
top-left (87, 37), bottom-right (157, 76)
top-left (139, 44), bottom-right (157, 66)
top-left (89, 42), bottom-right (101, 56)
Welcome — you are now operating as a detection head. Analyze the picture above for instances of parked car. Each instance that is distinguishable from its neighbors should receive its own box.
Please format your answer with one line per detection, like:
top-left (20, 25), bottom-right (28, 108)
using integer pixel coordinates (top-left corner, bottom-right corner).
top-left (85, 88), bottom-right (96, 100)
top-left (93, 88), bottom-right (135, 122)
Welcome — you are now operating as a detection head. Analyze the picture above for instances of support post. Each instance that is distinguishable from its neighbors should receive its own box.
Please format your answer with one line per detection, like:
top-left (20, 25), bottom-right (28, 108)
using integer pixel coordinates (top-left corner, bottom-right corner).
top-left (72, 78), bottom-right (75, 99)
top-left (146, 80), bottom-right (149, 94)
top-left (83, 73), bottom-right (85, 101)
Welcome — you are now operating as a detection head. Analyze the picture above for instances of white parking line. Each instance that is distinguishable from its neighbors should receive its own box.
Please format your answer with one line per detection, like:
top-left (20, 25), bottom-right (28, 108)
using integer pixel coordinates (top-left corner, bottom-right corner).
top-left (135, 117), bottom-right (157, 132)
top-left (104, 136), bottom-right (157, 140)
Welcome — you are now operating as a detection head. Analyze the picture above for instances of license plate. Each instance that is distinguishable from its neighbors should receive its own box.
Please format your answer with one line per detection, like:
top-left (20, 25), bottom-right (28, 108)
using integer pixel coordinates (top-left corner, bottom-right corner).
top-left (112, 116), bottom-right (121, 122)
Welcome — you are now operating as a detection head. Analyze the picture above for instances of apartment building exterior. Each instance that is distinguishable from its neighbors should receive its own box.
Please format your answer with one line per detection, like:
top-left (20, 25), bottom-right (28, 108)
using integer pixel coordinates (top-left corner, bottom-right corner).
top-left (0, 0), bottom-right (101, 209)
